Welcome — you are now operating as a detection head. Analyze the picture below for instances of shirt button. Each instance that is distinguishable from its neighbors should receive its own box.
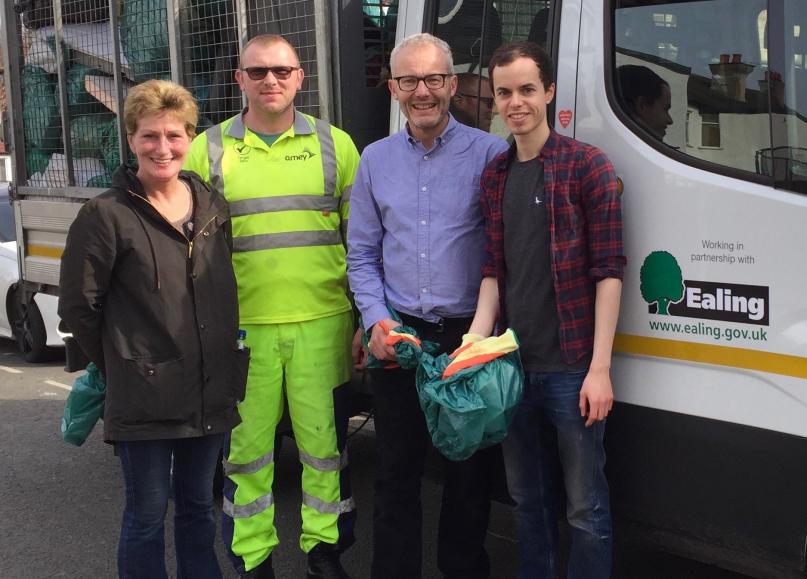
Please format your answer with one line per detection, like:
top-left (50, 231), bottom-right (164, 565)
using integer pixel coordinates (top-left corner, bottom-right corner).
top-left (420, 220), bottom-right (427, 225)
top-left (146, 369), bottom-right (155, 376)
top-left (203, 231), bottom-right (210, 237)
top-left (200, 323), bottom-right (206, 330)
top-left (192, 272), bottom-right (197, 279)
top-left (420, 253), bottom-right (426, 258)
top-left (422, 287), bottom-right (428, 293)
top-left (206, 425), bottom-right (212, 431)
top-left (423, 155), bottom-right (429, 160)
top-left (421, 186), bottom-right (427, 191)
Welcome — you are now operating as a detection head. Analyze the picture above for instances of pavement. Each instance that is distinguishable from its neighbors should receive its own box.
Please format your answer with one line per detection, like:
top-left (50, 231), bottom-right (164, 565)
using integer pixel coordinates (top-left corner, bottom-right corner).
top-left (0, 339), bottom-right (753, 578)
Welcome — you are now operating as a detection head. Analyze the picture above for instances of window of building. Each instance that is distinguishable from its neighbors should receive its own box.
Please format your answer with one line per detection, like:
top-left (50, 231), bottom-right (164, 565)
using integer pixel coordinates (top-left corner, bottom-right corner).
top-left (700, 113), bottom-right (720, 148)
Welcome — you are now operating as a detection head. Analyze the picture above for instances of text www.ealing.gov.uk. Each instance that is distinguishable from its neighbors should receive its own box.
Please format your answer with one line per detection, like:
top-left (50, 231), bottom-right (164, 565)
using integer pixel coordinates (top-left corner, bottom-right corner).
top-left (648, 320), bottom-right (768, 342)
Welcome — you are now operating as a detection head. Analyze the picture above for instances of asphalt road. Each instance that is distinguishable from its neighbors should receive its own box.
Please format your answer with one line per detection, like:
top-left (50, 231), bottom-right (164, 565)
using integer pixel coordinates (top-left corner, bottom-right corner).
top-left (0, 339), bottom-right (754, 579)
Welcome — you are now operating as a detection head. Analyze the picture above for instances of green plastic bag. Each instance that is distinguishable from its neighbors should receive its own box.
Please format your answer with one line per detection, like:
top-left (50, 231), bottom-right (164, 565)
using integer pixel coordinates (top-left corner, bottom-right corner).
top-left (415, 350), bottom-right (524, 461)
top-left (360, 309), bottom-right (439, 369)
top-left (61, 362), bottom-right (106, 446)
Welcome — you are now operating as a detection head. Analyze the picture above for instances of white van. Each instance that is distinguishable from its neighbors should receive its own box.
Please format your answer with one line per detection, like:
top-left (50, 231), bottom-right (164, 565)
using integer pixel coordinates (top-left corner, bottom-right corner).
top-left (390, 0), bottom-right (806, 576)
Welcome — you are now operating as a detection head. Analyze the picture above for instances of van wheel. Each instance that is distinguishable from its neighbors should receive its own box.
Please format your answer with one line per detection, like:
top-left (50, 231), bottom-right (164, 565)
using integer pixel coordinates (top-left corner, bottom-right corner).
top-left (8, 289), bottom-right (49, 363)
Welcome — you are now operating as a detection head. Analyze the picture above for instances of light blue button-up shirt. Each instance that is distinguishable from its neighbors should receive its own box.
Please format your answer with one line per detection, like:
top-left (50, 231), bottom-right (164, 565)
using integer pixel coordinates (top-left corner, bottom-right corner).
top-left (347, 115), bottom-right (508, 331)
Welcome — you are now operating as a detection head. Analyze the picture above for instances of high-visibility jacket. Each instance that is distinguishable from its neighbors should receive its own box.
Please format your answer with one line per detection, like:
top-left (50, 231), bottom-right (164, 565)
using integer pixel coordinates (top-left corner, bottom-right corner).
top-left (185, 110), bottom-right (360, 324)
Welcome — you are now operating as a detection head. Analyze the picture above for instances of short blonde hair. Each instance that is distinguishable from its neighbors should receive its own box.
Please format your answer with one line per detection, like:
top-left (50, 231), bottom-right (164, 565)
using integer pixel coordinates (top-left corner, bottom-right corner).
top-left (123, 79), bottom-right (199, 138)
top-left (390, 33), bottom-right (454, 75)
top-left (240, 34), bottom-right (300, 68)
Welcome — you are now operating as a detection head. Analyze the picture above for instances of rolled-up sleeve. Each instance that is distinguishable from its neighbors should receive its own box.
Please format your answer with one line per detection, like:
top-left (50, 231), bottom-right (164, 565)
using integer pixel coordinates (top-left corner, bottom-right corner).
top-left (581, 147), bottom-right (626, 281)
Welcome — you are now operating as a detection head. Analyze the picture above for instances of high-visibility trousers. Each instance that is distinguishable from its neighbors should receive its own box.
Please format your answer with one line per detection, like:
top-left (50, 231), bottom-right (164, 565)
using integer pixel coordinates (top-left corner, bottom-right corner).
top-left (222, 311), bottom-right (356, 573)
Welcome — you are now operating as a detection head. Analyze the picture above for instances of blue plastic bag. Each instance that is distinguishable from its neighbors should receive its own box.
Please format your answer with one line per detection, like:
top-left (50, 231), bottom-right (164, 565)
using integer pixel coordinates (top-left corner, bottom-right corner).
top-left (61, 362), bottom-right (106, 446)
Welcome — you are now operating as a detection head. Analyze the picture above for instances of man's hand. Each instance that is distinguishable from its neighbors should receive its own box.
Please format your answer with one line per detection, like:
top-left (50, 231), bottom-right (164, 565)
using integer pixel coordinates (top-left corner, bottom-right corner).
top-left (352, 328), bottom-right (368, 370)
top-left (449, 332), bottom-right (485, 358)
top-left (368, 319), bottom-right (400, 361)
top-left (579, 367), bottom-right (614, 427)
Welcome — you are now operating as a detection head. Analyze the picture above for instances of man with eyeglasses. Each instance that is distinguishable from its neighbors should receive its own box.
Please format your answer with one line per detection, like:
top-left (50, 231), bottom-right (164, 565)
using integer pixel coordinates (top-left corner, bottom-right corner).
top-left (185, 34), bottom-right (360, 579)
top-left (450, 72), bottom-right (496, 132)
top-left (346, 33), bottom-right (507, 579)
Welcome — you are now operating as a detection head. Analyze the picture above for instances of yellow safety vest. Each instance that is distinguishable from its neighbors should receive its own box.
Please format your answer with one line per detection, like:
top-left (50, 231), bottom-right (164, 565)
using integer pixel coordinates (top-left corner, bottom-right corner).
top-left (185, 109), bottom-right (359, 324)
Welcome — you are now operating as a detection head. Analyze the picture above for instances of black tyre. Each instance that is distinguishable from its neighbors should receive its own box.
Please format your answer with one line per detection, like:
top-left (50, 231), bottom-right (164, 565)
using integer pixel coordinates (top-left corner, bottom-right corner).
top-left (8, 288), bottom-right (50, 363)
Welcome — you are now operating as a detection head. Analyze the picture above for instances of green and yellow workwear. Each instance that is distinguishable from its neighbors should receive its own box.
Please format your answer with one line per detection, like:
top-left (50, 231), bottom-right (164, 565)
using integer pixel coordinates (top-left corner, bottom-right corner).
top-left (185, 109), bottom-right (360, 574)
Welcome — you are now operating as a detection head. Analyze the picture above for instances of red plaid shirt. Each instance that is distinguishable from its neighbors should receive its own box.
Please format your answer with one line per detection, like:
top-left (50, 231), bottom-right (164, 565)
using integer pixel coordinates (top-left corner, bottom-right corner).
top-left (480, 131), bottom-right (626, 364)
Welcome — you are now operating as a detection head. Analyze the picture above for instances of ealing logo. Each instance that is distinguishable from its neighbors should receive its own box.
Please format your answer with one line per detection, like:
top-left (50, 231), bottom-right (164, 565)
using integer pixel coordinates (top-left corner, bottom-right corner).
top-left (285, 148), bottom-right (317, 162)
top-left (639, 251), bottom-right (769, 326)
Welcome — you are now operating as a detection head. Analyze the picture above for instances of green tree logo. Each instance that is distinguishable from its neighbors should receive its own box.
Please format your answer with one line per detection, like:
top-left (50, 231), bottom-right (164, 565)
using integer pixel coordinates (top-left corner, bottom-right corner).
top-left (640, 251), bottom-right (685, 315)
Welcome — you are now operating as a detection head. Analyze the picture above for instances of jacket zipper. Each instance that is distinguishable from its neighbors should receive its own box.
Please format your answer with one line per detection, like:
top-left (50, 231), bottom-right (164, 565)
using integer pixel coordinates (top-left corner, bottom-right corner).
top-left (128, 189), bottom-right (220, 257)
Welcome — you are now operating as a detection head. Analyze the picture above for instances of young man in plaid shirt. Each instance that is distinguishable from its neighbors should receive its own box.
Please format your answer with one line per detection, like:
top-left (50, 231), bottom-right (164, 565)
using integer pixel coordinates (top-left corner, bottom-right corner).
top-left (465, 41), bottom-right (626, 579)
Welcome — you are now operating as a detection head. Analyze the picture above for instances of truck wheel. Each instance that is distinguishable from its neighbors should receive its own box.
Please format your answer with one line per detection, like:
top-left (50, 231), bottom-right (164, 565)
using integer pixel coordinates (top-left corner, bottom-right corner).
top-left (8, 290), bottom-right (49, 363)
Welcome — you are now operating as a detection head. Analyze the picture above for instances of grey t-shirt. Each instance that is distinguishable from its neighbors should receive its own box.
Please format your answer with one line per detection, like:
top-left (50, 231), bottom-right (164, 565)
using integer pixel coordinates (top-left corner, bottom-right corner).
top-left (503, 158), bottom-right (589, 372)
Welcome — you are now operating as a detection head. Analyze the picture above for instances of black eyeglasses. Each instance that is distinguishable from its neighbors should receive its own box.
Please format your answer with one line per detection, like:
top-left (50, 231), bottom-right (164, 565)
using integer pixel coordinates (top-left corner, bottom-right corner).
top-left (241, 66), bottom-right (300, 81)
top-left (393, 73), bottom-right (453, 91)
top-left (459, 93), bottom-right (494, 108)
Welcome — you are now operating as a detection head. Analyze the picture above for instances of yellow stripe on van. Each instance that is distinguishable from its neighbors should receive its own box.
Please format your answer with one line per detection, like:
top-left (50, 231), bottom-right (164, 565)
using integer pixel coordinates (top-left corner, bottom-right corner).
top-left (614, 334), bottom-right (807, 380)
top-left (26, 244), bottom-right (64, 259)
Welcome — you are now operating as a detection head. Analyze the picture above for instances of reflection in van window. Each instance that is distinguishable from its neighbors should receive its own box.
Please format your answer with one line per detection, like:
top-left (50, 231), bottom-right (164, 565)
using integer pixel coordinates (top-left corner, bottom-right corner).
top-left (433, 0), bottom-right (558, 133)
top-left (613, 0), bottom-right (807, 194)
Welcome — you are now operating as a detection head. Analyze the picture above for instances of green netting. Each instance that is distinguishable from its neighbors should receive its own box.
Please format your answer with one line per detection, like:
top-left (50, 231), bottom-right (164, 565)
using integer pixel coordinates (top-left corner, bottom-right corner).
top-left (22, 65), bottom-right (62, 177)
top-left (22, 65), bottom-right (61, 151)
top-left (87, 173), bottom-right (113, 188)
top-left (67, 65), bottom-right (107, 115)
top-left (96, 118), bottom-right (134, 174)
top-left (120, 0), bottom-right (171, 82)
top-left (26, 149), bottom-right (54, 176)
top-left (70, 113), bottom-right (116, 158)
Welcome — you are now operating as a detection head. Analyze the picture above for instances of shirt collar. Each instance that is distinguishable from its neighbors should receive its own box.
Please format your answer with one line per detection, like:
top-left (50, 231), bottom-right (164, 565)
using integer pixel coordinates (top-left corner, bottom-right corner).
top-left (226, 107), bottom-right (314, 140)
top-left (404, 113), bottom-right (459, 150)
top-left (501, 129), bottom-right (561, 169)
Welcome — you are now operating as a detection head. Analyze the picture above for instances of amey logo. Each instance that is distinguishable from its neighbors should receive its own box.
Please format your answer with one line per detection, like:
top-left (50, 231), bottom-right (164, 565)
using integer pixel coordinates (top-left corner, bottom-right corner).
top-left (285, 148), bottom-right (317, 162)
top-left (639, 250), bottom-right (769, 326)
top-left (234, 142), bottom-right (251, 162)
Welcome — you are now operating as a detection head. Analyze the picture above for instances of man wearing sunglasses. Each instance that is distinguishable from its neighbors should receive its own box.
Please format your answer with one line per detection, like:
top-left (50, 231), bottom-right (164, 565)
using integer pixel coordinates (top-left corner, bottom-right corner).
top-left (450, 72), bottom-right (496, 132)
top-left (347, 33), bottom-right (507, 579)
top-left (185, 34), bottom-right (360, 579)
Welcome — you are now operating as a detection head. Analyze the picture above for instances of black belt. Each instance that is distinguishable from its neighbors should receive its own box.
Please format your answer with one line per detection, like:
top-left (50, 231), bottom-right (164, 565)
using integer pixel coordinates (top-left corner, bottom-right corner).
top-left (398, 312), bottom-right (473, 334)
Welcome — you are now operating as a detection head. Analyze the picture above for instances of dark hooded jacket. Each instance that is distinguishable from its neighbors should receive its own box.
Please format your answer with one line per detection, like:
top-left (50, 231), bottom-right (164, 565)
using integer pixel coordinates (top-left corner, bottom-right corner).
top-left (58, 165), bottom-right (245, 441)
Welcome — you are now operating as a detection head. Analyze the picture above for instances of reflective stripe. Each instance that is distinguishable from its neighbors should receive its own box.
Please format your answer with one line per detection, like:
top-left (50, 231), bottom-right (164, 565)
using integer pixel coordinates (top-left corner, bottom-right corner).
top-left (315, 118), bottom-right (337, 197)
top-left (224, 450), bottom-right (274, 475)
top-left (230, 195), bottom-right (341, 217)
top-left (298, 449), bottom-right (348, 472)
top-left (205, 125), bottom-right (225, 194)
top-left (233, 230), bottom-right (342, 252)
top-left (302, 492), bottom-right (356, 515)
top-left (223, 492), bottom-right (274, 518)
top-left (340, 184), bottom-right (352, 204)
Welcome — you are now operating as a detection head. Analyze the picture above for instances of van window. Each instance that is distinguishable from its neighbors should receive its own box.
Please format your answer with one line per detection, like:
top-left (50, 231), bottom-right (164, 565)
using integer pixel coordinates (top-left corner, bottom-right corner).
top-left (612, 0), bottom-right (807, 194)
top-left (432, 0), bottom-right (558, 134)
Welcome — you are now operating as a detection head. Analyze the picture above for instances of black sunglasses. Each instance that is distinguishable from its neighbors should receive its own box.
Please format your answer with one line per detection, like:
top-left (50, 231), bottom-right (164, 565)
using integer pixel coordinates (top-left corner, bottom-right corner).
top-left (459, 93), bottom-right (494, 108)
top-left (241, 66), bottom-right (299, 81)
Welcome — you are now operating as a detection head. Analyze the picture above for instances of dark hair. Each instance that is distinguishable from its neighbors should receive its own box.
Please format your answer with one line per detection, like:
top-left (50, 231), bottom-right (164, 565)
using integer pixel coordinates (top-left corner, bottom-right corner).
top-left (616, 65), bottom-right (669, 110)
top-left (488, 41), bottom-right (554, 90)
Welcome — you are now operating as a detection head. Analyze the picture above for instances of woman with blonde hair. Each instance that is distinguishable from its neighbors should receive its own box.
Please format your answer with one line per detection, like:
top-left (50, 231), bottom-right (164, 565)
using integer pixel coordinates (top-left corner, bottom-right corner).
top-left (59, 79), bottom-right (244, 578)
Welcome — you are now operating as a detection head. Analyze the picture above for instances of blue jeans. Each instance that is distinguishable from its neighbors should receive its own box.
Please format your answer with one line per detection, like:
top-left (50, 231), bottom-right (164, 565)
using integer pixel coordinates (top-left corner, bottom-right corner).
top-left (502, 371), bottom-right (612, 579)
top-left (117, 434), bottom-right (225, 579)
